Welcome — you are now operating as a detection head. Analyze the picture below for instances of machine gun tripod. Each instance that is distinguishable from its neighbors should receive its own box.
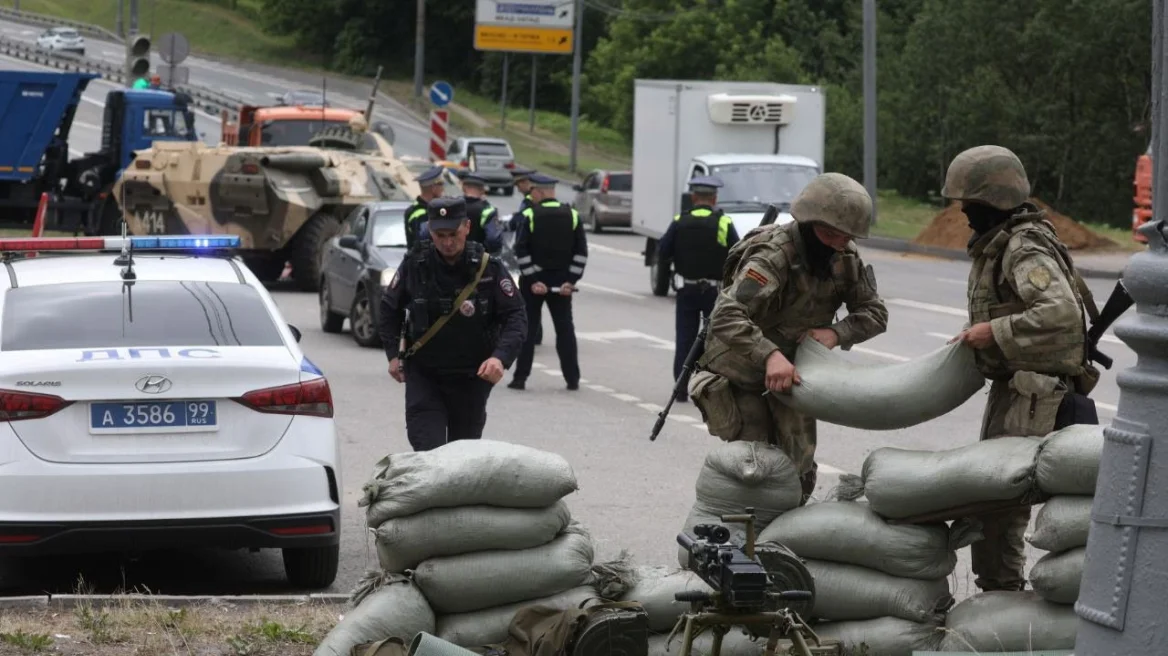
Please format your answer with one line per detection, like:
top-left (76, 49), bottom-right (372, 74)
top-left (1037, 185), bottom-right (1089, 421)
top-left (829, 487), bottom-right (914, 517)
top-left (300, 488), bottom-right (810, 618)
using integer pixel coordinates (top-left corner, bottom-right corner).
top-left (668, 509), bottom-right (840, 656)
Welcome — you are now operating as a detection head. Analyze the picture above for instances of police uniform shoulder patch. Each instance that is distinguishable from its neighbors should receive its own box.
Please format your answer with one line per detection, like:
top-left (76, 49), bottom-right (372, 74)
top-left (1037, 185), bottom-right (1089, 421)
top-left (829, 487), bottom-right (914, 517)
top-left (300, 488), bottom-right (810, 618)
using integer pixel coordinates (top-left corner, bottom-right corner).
top-left (1027, 265), bottom-right (1052, 291)
top-left (500, 276), bottom-right (515, 297)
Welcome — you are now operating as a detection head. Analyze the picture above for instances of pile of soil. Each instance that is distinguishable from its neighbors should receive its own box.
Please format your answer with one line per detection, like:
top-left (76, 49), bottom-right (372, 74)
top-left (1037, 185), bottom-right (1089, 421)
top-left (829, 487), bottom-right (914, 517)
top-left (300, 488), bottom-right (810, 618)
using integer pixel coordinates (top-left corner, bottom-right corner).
top-left (912, 198), bottom-right (1118, 251)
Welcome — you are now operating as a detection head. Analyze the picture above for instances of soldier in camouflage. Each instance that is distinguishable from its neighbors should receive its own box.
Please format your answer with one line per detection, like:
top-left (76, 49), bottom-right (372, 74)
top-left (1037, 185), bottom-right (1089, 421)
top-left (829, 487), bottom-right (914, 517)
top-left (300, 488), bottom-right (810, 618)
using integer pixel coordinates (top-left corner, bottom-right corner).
top-left (943, 144), bottom-right (1099, 592)
top-left (688, 172), bottom-right (889, 505)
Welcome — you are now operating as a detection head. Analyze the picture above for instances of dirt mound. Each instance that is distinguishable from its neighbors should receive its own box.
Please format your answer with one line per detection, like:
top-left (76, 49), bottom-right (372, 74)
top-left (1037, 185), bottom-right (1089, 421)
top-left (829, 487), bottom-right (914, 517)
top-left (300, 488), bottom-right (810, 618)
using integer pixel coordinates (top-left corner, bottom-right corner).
top-left (913, 199), bottom-right (1117, 251)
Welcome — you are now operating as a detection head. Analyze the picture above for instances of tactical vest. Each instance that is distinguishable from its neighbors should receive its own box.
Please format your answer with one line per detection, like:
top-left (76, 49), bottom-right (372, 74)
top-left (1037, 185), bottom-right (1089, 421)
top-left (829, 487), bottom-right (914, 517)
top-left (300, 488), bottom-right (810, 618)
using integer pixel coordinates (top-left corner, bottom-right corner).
top-left (672, 206), bottom-right (732, 280)
top-left (406, 241), bottom-right (495, 372)
top-left (967, 213), bottom-right (1091, 380)
top-left (523, 200), bottom-right (578, 271)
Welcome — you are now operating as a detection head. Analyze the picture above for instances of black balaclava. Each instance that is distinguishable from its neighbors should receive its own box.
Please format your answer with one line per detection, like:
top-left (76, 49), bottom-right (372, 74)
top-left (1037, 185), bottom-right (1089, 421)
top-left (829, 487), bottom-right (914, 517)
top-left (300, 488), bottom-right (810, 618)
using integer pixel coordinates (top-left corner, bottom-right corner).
top-left (798, 223), bottom-right (837, 279)
top-left (962, 202), bottom-right (1013, 239)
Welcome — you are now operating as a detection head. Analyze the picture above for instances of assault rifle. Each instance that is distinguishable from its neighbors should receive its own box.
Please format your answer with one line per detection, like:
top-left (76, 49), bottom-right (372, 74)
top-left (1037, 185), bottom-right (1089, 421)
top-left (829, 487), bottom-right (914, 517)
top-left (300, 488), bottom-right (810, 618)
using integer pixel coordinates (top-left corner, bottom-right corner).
top-left (1086, 279), bottom-right (1134, 370)
top-left (668, 509), bottom-right (838, 656)
top-left (649, 203), bottom-right (783, 442)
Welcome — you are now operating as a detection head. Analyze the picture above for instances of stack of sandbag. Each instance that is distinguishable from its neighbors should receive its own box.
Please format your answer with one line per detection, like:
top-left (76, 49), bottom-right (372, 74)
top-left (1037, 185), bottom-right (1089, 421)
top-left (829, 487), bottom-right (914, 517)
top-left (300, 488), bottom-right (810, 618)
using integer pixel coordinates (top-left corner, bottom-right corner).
top-left (936, 591), bottom-right (1078, 652)
top-left (356, 439), bottom-right (603, 650)
top-left (756, 501), bottom-right (972, 655)
top-left (314, 571), bottom-right (436, 656)
top-left (1026, 424), bottom-right (1104, 606)
top-left (676, 441), bottom-right (803, 568)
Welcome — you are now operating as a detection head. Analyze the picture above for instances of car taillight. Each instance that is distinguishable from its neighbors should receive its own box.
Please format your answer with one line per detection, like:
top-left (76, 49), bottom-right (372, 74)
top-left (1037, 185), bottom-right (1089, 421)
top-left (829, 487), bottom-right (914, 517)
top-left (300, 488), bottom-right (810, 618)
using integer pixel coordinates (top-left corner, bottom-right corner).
top-left (460, 159), bottom-right (469, 167)
top-left (601, 176), bottom-right (610, 192)
top-left (237, 378), bottom-right (333, 418)
top-left (0, 389), bottom-right (71, 422)
top-left (504, 161), bottom-right (515, 169)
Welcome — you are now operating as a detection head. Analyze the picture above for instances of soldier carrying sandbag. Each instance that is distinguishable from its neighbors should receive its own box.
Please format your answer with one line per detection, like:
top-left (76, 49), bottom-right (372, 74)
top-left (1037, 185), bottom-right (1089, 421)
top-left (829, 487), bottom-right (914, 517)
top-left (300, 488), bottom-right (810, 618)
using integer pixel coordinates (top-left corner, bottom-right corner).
top-left (943, 144), bottom-right (1101, 593)
top-left (687, 172), bottom-right (889, 505)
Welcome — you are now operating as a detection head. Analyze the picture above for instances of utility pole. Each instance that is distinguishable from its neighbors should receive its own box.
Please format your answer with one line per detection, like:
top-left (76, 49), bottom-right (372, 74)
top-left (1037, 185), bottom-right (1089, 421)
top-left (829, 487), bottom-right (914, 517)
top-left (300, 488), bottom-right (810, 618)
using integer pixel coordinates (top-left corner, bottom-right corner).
top-left (862, 0), bottom-right (877, 225)
top-left (567, 0), bottom-right (584, 173)
top-left (413, 0), bottom-right (425, 98)
top-left (116, 0), bottom-right (124, 39)
top-left (1073, 7), bottom-right (1168, 653)
top-left (129, 0), bottom-right (138, 34)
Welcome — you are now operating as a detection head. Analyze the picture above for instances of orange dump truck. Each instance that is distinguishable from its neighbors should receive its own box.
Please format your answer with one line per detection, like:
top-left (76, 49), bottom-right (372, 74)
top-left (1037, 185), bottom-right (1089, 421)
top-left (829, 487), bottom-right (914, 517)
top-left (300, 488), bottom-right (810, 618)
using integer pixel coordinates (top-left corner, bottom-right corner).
top-left (220, 104), bottom-right (367, 147)
top-left (1133, 142), bottom-right (1153, 243)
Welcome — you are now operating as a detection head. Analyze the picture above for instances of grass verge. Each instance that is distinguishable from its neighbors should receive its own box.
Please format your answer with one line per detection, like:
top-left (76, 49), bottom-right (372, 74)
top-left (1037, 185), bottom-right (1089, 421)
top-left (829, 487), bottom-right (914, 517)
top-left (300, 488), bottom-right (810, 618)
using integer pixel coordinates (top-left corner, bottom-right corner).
top-left (0, 597), bottom-right (339, 656)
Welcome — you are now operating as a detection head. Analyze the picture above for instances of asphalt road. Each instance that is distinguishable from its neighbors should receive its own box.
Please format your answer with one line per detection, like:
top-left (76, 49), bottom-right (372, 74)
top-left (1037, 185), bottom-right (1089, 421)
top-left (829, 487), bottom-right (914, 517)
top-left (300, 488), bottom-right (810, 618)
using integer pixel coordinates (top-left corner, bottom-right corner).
top-left (0, 34), bottom-right (1141, 600)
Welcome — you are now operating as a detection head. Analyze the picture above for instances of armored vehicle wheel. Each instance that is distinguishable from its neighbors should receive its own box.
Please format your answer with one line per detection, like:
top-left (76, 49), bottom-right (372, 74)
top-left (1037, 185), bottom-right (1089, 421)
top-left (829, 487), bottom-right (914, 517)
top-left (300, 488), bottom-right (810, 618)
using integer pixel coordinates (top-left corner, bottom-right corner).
top-left (288, 213), bottom-right (342, 293)
top-left (282, 544), bottom-right (339, 589)
top-left (349, 285), bottom-right (382, 348)
top-left (319, 279), bottom-right (345, 333)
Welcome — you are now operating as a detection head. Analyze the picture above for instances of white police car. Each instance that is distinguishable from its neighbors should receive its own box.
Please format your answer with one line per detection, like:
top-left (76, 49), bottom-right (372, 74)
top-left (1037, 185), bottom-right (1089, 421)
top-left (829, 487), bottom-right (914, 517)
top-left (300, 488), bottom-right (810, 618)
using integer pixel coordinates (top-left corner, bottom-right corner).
top-left (0, 236), bottom-right (340, 588)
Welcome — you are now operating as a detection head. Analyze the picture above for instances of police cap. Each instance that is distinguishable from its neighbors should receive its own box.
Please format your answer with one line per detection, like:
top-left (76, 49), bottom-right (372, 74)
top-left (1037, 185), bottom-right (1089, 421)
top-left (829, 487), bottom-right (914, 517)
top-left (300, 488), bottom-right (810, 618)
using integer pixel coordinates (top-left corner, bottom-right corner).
top-left (687, 175), bottom-right (723, 195)
top-left (415, 165), bottom-right (446, 186)
top-left (511, 166), bottom-right (535, 181)
top-left (459, 170), bottom-right (489, 187)
top-left (528, 172), bottom-right (559, 188)
top-left (427, 197), bottom-right (468, 230)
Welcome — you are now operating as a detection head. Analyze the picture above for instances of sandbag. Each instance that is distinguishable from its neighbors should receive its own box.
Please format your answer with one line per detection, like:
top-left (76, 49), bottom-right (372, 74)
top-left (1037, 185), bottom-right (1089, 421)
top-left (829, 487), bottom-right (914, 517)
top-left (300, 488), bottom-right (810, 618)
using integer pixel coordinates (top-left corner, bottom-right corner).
top-left (693, 441), bottom-right (803, 523)
top-left (435, 585), bottom-right (596, 648)
top-left (313, 574), bottom-right (435, 656)
top-left (375, 501), bottom-right (571, 572)
top-left (411, 524), bottom-right (595, 614)
top-left (647, 630), bottom-right (765, 656)
top-left (1027, 495), bottom-right (1093, 552)
top-left (836, 437), bottom-right (1043, 519)
top-left (773, 338), bottom-right (985, 430)
top-left (618, 566), bottom-right (708, 632)
top-left (802, 560), bottom-right (951, 624)
top-left (938, 591), bottom-right (1078, 652)
top-left (811, 617), bottom-right (942, 656)
top-left (756, 501), bottom-right (982, 580)
top-left (1029, 547), bottom-right (1085, 605)
top-left (1035, 424), bottom-right (1104, 496)
top-left (360, 440), bottom-right (578, 527)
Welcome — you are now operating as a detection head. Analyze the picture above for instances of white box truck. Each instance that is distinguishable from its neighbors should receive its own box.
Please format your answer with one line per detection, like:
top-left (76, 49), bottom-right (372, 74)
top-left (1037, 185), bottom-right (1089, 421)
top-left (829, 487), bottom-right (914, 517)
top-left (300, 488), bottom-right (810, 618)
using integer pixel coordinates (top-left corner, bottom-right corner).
top-left (632, 79), bottom-right (826, 296)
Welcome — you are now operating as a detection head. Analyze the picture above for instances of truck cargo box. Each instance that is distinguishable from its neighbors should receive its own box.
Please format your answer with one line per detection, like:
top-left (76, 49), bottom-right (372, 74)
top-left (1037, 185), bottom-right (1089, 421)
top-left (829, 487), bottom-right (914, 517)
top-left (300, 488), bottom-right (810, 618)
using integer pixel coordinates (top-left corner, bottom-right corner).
top-left (0, 71), bottom-right (97, 182)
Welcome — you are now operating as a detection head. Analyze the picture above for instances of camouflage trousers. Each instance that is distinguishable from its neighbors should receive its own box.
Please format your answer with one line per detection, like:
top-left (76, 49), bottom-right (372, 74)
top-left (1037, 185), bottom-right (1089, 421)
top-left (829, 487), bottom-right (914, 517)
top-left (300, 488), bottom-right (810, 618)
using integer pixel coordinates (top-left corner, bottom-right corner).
top-left (971, 376), bottom-right (1063, 592)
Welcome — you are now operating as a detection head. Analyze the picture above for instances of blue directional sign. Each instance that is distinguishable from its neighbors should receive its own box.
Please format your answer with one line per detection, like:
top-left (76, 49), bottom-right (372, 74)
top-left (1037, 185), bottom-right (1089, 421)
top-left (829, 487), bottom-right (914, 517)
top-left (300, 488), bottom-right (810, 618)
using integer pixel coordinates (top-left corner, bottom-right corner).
top-left (429, 81), bottom-right (454, 108)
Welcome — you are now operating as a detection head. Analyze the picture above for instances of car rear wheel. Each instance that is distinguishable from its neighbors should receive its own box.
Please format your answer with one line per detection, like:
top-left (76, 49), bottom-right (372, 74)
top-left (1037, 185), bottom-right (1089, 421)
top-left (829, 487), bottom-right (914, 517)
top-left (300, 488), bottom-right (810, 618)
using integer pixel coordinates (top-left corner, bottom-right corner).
top-left (504, 186), bottom-right (514, 196)
top-left (283, 544), bottom-right (339, 589)
top-left (319, 279), bottom-right (345, 333)
top-left (590, 210), bottom-right (603, 234)
top-left (350, 286), bottom-right (382, 348)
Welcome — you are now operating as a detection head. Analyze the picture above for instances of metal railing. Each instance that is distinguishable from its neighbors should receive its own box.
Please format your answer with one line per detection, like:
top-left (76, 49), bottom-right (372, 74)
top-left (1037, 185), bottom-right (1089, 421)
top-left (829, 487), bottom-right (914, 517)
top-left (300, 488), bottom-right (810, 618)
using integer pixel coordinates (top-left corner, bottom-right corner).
top-left (0, 7), bottom-right (122, 42)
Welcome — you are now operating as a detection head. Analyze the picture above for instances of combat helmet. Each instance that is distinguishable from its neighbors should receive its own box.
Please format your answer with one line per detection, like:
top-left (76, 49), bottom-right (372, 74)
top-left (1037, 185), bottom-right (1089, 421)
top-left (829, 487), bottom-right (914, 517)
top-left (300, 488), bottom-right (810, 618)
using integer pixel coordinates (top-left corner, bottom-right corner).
top-left (790, 172), bottom-right (872, 239)
top-left (941, 145), bottom-right (1030, 211)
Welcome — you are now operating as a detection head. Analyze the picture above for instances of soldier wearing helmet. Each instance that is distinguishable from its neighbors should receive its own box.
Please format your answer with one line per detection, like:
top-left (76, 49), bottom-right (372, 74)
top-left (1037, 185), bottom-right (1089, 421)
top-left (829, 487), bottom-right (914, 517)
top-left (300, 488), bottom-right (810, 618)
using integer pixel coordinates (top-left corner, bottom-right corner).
top-left (943, 145), bottom-right (1100, 593)
top-left (688, 172), bottom-right (889, 505)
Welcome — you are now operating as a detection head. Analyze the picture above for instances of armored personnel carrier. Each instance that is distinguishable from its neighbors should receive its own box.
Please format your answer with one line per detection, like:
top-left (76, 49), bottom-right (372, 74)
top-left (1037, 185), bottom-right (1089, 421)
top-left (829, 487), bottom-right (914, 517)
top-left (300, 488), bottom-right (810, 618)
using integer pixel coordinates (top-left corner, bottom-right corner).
top-left (109, 124), bottom-right (422, 292)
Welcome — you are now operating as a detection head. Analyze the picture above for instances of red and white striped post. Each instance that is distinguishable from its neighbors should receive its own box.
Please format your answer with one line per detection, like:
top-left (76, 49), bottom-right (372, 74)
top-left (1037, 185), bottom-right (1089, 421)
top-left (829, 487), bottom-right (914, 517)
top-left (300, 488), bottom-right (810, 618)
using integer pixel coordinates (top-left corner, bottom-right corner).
top-left (429, 110), bottom-right (448, 162)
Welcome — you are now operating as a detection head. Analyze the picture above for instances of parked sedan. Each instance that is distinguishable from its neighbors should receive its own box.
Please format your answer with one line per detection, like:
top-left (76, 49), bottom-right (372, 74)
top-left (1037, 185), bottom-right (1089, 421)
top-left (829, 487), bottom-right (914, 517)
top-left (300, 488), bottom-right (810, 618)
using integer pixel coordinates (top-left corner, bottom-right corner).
top-left (318, 201), bottom-right (411, 348)
top-left (36, 27), bottom-right (85, 56)
top-left (573, 169), bottom-right (632, 232)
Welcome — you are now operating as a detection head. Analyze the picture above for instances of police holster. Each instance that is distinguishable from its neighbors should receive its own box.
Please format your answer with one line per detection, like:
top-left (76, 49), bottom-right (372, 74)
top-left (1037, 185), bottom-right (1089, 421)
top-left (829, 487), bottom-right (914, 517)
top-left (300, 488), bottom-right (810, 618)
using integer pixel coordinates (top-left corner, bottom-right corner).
top-left (402, 254), bottom-right (490, 360)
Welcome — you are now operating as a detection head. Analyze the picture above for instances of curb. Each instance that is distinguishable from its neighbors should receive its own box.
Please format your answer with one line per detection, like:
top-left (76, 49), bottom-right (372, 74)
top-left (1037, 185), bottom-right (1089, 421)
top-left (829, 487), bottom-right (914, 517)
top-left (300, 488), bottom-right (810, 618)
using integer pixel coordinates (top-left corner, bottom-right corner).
top-left (863, 235), bottom-right (1128, 280)
top-left (0, 593), bottom-right (350, 611)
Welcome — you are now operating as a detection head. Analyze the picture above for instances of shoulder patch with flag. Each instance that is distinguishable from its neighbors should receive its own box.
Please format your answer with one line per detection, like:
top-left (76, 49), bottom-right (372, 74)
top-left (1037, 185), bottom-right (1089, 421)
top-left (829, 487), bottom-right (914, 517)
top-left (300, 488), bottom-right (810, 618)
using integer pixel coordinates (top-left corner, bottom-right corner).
top-left (743, 267), bottom-right (769, 286)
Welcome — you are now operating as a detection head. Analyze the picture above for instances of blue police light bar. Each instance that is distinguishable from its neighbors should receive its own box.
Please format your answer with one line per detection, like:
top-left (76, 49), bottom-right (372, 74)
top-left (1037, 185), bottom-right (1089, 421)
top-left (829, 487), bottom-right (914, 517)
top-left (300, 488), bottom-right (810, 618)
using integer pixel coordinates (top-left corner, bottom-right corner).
top-left (0, 235), bottom-right (241, 252)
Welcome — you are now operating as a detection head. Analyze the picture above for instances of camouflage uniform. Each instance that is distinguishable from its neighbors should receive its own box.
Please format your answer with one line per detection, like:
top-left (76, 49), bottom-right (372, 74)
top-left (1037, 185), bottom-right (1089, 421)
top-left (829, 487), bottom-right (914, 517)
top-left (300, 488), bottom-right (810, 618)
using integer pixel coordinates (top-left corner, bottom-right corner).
top-left (943, 145), bottom-right (1097, 591)
top-left (689, 173), bottom-right (889, 502)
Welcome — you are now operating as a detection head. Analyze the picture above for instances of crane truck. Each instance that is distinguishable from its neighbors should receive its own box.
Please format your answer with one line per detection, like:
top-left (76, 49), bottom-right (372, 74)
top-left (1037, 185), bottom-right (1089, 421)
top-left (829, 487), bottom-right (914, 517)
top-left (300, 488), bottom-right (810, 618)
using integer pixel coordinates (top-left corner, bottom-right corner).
top-left (0, 70), bottom-right (198, 235)
top-left (631, 79), bottom-right (826, 296)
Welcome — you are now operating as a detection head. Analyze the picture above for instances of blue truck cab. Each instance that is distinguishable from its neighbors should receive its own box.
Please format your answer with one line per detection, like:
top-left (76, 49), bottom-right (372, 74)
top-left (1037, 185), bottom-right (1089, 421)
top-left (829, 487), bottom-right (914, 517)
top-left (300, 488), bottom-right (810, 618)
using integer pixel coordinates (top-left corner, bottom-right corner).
top-left (0, 70), bottom-right (197, 232)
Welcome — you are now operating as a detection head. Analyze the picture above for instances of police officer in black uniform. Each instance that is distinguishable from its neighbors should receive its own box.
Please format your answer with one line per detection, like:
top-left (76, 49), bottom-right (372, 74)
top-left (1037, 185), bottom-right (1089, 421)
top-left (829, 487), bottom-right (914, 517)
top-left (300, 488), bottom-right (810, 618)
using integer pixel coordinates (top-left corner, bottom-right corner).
top-left (508, 173), bottom-right (587, 391)
top-left (378, 197), bottom-right (527, 451)
top-left (459, 171), bottom-right (505, 254)
top-left (404, 166), bottom-right (448, 251)
top-left (656, 175), bottom-right (739, 402)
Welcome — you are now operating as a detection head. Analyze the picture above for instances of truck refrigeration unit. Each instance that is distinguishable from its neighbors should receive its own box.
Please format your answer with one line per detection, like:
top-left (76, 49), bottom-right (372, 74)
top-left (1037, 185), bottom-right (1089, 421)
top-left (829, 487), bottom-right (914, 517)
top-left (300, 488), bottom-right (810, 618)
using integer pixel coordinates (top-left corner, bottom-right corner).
top-left (631, 79), bottom-right (825, 296)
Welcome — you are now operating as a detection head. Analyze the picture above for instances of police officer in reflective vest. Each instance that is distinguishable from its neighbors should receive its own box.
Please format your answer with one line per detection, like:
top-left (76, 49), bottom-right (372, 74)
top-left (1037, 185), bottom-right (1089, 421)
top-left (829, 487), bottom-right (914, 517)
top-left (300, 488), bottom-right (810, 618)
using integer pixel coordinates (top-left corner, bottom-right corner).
top-left (508, 173), bottom-right (587, 390)
top-left (657, 175), bottom-right (740, 402)
top-left (404, 166), bottom-right (447, 251)
top-left (378, 197), bottom-right (528, 451)
top-left (459, 171), bottom-right (505, 254)
top-left (507, 166), bottom-right (537, 232)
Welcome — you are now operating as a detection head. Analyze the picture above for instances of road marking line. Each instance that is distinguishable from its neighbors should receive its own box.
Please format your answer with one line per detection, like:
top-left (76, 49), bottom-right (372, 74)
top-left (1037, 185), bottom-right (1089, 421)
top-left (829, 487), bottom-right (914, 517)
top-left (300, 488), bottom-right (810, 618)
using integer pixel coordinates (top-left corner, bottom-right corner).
top-left (669, 415), bottom-right (697, 423)
top-left (886, 297), bottom-right (968, 317)
top-left (611, 392), bottom-right (640, 402)
top-left (819, 464), bottom-right (846, 475)
top-left (587, 384), bottom-right (614, 393)
top-left (542, 369), bottom-right (562, 376)
top-left (590, 243), bottom-right (641, 260)
top-left (637, 402), bottom-right (663, 412)
top-left (939, 278), bottom-right (967, 285)
top-left (1098, 401), bottom-right (1117, 412)
top-left (576, 281), bottom-right (644, 299)
top-left (926, 330), bottom-right (1122, 346)
top-left (850, 346), bottom-right (911, 362)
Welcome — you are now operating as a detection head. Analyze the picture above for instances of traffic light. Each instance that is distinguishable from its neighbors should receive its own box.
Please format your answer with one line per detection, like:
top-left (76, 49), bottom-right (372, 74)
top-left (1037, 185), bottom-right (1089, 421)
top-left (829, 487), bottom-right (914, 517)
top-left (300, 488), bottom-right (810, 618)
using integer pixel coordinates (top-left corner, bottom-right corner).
top-left (125, 34), bottom-right (151, 87)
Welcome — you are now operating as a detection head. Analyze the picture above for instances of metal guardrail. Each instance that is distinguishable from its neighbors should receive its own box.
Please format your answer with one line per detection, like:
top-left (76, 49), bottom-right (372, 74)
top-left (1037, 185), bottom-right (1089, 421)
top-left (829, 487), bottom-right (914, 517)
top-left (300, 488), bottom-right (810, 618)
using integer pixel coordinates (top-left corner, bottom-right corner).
top-left (0, 35), bottom-right (242, 120)
top-left (0, 7), bottom-right (122, 42)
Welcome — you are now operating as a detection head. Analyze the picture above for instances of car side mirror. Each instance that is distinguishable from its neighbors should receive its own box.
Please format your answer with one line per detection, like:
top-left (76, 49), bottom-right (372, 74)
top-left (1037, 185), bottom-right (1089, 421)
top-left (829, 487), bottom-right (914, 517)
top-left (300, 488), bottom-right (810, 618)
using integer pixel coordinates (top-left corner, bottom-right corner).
top-left (288, 324), bottom-right (302, 342)
top-left (339, 235), bottom-right (360, 250)
top-left (572, 184), bottom-right (583, 192)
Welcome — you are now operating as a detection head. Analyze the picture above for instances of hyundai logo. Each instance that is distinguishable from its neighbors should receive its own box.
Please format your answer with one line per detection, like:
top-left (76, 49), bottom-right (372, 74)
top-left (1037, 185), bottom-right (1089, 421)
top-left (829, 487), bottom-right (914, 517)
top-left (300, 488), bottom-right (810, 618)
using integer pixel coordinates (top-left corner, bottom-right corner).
top-left (135, 374), bottom-right (172, 394)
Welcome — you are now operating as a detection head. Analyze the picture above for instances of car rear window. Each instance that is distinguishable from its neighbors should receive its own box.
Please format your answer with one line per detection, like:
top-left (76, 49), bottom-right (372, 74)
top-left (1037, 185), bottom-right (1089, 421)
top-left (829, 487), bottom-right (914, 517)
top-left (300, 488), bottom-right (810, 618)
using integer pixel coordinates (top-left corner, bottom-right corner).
top-left (0, 281), bottom-right (285, 351)
top-left (607, 174), bottom-right (632, 192)
top-left (470, 143), bottom-right (512, 157)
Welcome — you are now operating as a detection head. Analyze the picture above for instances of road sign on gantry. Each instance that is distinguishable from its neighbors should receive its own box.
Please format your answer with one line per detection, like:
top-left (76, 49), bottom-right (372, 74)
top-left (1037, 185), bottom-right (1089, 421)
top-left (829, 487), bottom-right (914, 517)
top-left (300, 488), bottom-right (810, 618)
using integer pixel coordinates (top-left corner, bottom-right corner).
top-left (474, 0), bottom-right (574, 55)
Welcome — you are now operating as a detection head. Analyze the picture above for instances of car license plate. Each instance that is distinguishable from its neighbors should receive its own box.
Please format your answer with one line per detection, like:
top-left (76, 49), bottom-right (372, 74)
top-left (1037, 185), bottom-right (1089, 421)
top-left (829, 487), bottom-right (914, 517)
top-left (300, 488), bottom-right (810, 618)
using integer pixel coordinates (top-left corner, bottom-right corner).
top-left (89, 400), bottom-right (218, 434)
